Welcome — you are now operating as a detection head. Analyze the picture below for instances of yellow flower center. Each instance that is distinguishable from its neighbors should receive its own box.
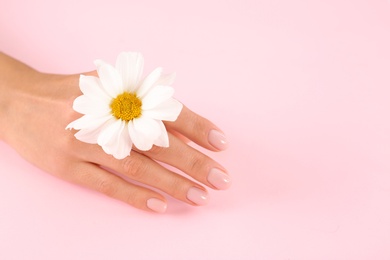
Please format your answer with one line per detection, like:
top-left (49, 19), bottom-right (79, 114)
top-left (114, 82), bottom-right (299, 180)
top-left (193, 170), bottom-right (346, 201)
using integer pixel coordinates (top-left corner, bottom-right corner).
top-left (110, 92), bottom-right (142, 121)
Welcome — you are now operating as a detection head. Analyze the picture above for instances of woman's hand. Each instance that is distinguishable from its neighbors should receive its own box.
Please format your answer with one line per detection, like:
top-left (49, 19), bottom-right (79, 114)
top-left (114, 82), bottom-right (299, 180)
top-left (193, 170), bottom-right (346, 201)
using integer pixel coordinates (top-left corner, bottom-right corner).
top-left (0, 53), bottom-right (230, 213)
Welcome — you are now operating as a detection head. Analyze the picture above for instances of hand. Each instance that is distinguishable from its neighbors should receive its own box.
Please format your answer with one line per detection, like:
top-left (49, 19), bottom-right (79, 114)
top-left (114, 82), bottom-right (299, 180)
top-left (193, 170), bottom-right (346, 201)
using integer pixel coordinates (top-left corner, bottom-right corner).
top-left (0, 53), bottom-right (230, 213)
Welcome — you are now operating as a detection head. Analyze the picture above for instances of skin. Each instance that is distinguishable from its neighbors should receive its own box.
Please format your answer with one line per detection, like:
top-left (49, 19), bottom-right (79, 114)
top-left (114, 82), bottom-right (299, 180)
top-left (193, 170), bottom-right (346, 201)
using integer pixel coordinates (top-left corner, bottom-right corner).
top-left (0, 52), bottom-right (229, 213)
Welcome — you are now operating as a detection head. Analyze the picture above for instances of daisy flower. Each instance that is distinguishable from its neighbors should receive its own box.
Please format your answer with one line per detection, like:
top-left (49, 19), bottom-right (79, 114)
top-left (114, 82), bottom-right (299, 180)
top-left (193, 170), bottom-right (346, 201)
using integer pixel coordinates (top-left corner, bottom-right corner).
top-left (66, 52), bottom-right (183, 159)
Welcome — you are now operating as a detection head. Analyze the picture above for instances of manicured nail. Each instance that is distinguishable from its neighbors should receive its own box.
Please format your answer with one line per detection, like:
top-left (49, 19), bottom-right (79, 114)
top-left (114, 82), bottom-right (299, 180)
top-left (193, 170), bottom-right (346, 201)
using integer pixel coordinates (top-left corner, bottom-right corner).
top-left (147, 198), bottom-right (167, 213)
top-left (187, 187), bottom-right (209, 206)
top-left (207, 168), bottom-right (231, 190)
top-left (208, 130), bottom-right (229, 150)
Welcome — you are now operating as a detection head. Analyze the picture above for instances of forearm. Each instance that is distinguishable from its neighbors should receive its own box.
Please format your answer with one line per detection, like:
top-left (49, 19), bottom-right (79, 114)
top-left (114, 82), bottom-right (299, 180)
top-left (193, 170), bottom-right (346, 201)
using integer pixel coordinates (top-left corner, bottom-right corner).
top-left (0, 52), bottom-right (39, 91)
top-left (0, 53), bottom-right (33, 138)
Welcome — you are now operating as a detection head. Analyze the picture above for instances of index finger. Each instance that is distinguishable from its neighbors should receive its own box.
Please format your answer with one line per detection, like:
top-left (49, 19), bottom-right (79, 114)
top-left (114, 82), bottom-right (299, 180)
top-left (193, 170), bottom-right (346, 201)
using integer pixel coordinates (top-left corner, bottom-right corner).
top-left (164, 105), bottom-right (229, 151)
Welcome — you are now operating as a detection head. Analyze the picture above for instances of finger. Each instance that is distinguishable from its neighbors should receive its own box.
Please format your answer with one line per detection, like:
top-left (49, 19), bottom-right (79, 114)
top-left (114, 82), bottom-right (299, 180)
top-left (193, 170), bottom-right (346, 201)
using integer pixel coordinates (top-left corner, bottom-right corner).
top-left (169, 129), bottom-right (191, 144)
top-left (88, 149), bottom-right (210, 206)
top-left (68, 161), bottom-right (168, 213)
top-left (165, 105), bottom-right (229, 151)
top-left (138, 133), bottom-right (231, 190)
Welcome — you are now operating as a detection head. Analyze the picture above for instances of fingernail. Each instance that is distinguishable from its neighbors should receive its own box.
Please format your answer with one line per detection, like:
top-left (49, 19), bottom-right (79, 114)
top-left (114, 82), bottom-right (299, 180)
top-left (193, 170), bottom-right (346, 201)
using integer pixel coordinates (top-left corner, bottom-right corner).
top-left (147, 198), bottom-right (167, 213)
top-left (208, 130), bottom-right (229, 150)
top-left (207, 168), bottom-right (232, 190)
top-left (187, 187), bottom-right (209, 206)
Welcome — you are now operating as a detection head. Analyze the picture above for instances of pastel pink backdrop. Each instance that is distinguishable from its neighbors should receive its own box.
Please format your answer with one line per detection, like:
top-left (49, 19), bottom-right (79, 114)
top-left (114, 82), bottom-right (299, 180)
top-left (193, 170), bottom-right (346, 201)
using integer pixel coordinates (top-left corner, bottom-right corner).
top-left (1, 0), bottom-right (390, 259)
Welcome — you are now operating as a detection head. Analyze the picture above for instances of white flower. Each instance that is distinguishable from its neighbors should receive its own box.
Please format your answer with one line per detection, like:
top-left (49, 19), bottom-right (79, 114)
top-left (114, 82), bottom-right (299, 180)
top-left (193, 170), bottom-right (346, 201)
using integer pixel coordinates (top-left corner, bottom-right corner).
top-left (66, 52), bottom-right (183, 159)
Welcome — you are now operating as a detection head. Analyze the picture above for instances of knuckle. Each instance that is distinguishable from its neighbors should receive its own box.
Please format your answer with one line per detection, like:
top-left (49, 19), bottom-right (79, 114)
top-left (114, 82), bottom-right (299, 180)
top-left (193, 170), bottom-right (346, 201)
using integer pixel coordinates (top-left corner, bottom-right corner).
top-left (168, 177), bottom-right (185, 198)
top-left (187, 153), bottom-right (205, 173)
top-left (96, 178), bottom-right (117, 197)
top-left (61, 131), bottom-right (77, 151)
top-left (124, 190), bottom-right (139, 205)
top-left (190, 114), bottom-right (208, 138)
top-left (146, 145), bottom-right (164, 156)
top-left (61, 130), bottom-right (86, 157)
top-left (121, 157), bottom-right (146, 179)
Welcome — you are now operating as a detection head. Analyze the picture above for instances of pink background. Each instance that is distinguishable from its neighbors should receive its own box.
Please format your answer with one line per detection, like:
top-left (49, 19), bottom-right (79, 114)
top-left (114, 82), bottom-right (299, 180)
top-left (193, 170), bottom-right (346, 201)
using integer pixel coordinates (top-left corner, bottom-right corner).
top-left (1, 0), bottom-right (390, 259)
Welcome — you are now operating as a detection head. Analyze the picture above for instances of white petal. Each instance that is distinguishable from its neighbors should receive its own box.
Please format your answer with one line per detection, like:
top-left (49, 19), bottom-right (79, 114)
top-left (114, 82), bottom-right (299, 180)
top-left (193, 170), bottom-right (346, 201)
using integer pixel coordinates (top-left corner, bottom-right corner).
top-left (75, 127), bottom-right (102, 144)
top-left (141, 85), bottom-right (174, 110)
top-left (128, 117), bottom-right (161, 151)
top-left (73, 95), bottom-right (111, 116)
top-left (66, 114), bottom-right (112, 130)
top-left (142, 98), bottom-right (183, 121)
top-left (96, 61), bottom-right (123, 98)
top-left (153, 120), bottom-right (169, 148)
top-left (154, 72), bottom-right (176, 86)
top-left (74, 118), bottom-right (112, 144)
top-left (97, 119), bottom-right (122, 147)
top-left (111, 122), bottom-right (132, 159)
top-left (134, 117), bottom-right (161, 140)
top-left (115, 52), bottom-right (144, 92)
top-left (74, 116), bottom-right (114, 144)
top-left (79, 75), bottom-right (111, 103)
top-left (137, 67), bottom-right (162, 98)
top-left (94, 59), bottom-right (105, 67)
top-left (100, 120), bottom-right (132, 159)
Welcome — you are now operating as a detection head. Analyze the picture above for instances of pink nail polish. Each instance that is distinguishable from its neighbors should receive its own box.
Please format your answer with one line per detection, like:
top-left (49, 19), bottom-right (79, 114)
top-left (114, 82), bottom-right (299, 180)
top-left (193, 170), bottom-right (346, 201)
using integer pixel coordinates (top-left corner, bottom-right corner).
top-left (147, 198), bottom-right (167, 213)
top-left (208, 130), bottom-right (229, 150)
top-left (207, 168), bottom-right (231, 190)
top-left (187, 187), bottom-right (209, 206)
